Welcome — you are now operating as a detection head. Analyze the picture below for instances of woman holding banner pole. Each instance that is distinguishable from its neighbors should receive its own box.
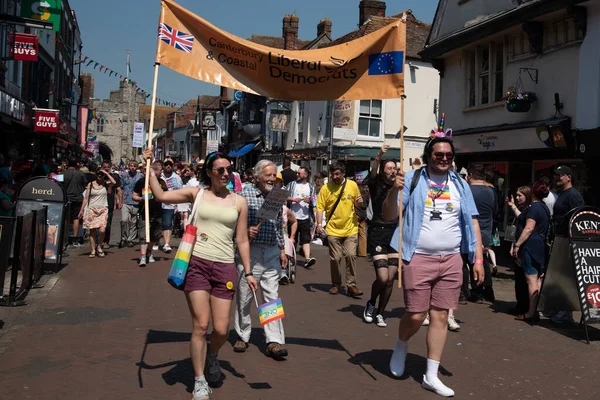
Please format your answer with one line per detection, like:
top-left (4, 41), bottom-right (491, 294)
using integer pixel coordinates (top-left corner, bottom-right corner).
top-left (142, 148), bottom-right (257, 400)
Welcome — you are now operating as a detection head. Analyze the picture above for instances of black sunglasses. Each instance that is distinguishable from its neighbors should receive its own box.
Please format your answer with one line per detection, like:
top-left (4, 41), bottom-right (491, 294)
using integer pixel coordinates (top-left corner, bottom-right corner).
top-left (432, 152), bottom-right (454, 161)
top-left (212, 166), bottom-right (234, 175)
top-left (164, 162), bottom-right (173, 167)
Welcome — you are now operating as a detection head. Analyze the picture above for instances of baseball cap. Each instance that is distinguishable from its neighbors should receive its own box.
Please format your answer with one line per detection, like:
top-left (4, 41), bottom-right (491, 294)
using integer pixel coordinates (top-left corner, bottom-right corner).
top-left (554, 165), bottom-right (573, 176)
top-left (276, 173), bottom-right (283, 181)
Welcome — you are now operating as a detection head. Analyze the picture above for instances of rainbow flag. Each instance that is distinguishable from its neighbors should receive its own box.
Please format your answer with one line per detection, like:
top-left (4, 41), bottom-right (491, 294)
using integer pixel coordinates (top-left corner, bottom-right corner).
top-left (258, 298), bottom-right (285, 326)
top-left (167, 224), bottom-right (197, 289)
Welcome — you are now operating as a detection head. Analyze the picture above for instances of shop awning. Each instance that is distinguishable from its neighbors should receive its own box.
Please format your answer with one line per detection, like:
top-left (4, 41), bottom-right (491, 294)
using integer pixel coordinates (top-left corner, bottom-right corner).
top-left (335, 146), bottom-right (399, 160)
top-left (229, 140), bottom-right (261, 158)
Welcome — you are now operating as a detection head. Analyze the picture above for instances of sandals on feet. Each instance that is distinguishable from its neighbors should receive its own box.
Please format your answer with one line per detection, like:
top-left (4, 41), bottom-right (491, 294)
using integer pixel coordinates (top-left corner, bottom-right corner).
top-left (89, 252), bottom-right (96, 258)
top-left (96, 248), bottom-right (105, 258)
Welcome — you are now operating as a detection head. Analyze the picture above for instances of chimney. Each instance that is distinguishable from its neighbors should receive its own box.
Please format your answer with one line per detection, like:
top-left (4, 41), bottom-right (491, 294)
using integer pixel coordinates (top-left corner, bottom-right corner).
top-left (283, 14), bottom-right (299, 50)
top-left (359, 0), bottom-right (386, 26)
top-left (317, 18), bottom-right (332, 38)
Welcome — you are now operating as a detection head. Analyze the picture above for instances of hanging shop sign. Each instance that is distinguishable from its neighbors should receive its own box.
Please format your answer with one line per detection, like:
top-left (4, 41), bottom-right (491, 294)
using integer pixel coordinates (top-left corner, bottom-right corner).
top-left (33, 109), bottom-right (59, 133)
top-left (201, 109), bottom-right (218, 131)
top-left (21, 0), bottom-right (61, 32)
top-left (10, 33), bottom-right (39, 62)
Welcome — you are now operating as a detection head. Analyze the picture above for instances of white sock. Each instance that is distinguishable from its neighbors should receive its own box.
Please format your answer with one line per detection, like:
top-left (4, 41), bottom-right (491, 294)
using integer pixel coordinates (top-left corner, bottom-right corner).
top-left (426, 358), bottom-right (440, 380)
top-left (390, 339), bottom-right (408, 376)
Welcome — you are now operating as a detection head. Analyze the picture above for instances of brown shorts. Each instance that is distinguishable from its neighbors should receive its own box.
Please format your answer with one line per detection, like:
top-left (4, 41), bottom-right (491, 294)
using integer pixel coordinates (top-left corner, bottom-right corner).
top-left (184, 256), bottom-right (238, 300)
top-left (402, 253), bottom-right (463, 313)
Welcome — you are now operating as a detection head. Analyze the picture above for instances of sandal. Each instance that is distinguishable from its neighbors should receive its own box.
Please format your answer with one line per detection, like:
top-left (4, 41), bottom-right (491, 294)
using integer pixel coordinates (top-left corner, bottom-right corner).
top-left (96, 248), bottom-right (105, 258)
top-left (89, 252), bottom-right (96, 258)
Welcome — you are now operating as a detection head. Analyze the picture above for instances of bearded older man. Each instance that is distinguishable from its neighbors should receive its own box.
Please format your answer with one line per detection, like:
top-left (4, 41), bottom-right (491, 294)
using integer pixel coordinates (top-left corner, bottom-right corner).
top-left (233, 160), bottom-right (289, 360)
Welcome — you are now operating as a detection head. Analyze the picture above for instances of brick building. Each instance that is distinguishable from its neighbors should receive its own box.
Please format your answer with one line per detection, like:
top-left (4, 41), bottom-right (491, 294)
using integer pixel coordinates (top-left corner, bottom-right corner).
top-left (88, 80), bottom-right (146, 162)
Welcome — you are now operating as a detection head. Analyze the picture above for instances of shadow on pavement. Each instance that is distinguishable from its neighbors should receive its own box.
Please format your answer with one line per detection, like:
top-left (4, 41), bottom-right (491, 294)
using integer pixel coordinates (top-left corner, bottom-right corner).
top-left (302, 283), bottom-right (333, 294)
top-left (138, 329), bottom-right (269, 392)
top-left (348, 349), bottom-right (453, 382)
top-left (0, 320), bottom-right (4, 330)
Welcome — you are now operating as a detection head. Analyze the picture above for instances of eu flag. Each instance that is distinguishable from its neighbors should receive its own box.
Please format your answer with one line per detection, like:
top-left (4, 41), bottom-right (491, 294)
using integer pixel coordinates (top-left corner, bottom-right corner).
top-left (368, 51), bottom-right (404, 75)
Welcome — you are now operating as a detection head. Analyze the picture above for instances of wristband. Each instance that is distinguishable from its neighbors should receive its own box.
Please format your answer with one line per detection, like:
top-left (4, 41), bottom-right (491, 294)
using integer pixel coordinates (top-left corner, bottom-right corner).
top-left (474, 259), bottom-right (484, 264)
top-left (245, 272), bottom-right (254, 277)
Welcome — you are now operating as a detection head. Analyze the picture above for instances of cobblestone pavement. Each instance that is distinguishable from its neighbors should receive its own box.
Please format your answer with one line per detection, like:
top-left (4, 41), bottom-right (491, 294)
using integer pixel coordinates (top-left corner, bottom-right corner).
top-left (1, 237), bottom-right (600, 399)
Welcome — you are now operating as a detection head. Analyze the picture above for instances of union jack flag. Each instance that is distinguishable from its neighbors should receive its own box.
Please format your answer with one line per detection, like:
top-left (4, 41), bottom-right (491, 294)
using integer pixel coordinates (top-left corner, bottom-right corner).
top-left (158, 23), bottom-right (194, 53)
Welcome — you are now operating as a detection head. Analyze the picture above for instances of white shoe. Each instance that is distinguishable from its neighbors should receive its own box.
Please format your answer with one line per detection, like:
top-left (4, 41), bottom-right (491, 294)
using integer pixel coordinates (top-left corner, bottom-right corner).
top-left (422, 375), bottom-right (455, 397)
top-left (148, 255), bottom-right (156, 263)
top-left (375, 314), bottom-right (387, 327)
top-left (152, 245), bottom-right (159, 251)
top-left (389, 340), bottom-right (407, 377)
top-left (447, 315), bottom-right (460, 332)
top-left (163, 244), bottom-right (172, 253)
top-left (138, 256), bottom-right (147, 267)
top-left (192, 377), bottom-right (212, 400)
top-left (422, 314), bottom-right (430, 326)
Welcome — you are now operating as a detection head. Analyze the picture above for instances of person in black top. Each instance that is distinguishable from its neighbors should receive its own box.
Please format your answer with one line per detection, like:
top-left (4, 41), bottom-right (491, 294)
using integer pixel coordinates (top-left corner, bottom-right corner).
top-left (101, 160), bottom-right (122, 249)
top-left (553, 165), bottom-right (585, 236)
top-left (133, 161), bottom-right (167, 266)
top-left (63, 158), bottom-right (88, 246)
top-left (280, 156), bottom-right (297, 186)
top-left (510, 181), bottom-right (550, 322)
top-left (363, 144), bottom-right (399, 327)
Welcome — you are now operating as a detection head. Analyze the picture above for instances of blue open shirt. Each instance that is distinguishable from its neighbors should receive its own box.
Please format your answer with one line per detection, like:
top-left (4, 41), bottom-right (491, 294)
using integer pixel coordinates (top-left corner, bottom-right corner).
top-left (390, 168), bottom-right (479, 263)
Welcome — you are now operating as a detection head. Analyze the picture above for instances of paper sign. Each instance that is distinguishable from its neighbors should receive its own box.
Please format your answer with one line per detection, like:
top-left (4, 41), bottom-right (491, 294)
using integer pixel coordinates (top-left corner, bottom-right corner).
top-left (133, 122), bottom-right (145, 148)
top-left (258, 298), bottom-right (285, 326)
top-left (355, 170), bottom-right (368, 184)
top-left (257, 188), bottom-right (289, 220)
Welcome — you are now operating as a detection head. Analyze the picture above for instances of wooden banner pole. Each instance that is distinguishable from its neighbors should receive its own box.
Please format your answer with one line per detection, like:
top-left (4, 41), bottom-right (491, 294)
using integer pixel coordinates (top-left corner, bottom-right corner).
top-left (144, 62), bottom-right (160, 242)
top-left (398, 94), bottom-right (406, 288)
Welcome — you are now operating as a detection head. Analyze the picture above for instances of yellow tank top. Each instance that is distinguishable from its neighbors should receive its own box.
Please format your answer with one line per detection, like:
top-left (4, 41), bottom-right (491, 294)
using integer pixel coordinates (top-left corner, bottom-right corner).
top-left (192, 194), bottom-right (239, 263)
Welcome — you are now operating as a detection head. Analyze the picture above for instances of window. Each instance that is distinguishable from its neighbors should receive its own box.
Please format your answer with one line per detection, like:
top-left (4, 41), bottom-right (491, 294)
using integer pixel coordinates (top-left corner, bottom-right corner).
top-left (465, 43), bottom-right (504, 107)
top-left (179, 140), bottom-right (184, 155)
top-left (96, 117), bottom-right (104, 133)
top-left (297, 102), bottom-right (305, 143)
top-left (358, 100), bottom-right (382, 137)
top-left (543, 18), bottom-right (584, 51)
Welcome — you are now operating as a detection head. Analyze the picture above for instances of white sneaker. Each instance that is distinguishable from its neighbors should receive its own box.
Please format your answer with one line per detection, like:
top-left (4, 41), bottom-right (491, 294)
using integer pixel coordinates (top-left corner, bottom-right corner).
top-left (363, 300), bottom-right (376, 323)
top-left (138, 256), bottom-right (147, 267)
top-left (389, 340), bottom-right (408, 377)
top-left (447, 315), bottom-right (460, 332)
top-left (375, 314), bottom-right (387, 327)
top-left (163, 244), bottom-right (172, 253)
top-left (422, 375), bottom-right (455, 397)
top-left (422, 314), bottom-right (430, 326)
top-left (192, 377), bottom-right (212, 400)
top-left (152, 245), bottom-right (159, 251)
top-left (148, 254), bottom-right (156, 263)
top-left (204, 353), bottom-right (222, 385)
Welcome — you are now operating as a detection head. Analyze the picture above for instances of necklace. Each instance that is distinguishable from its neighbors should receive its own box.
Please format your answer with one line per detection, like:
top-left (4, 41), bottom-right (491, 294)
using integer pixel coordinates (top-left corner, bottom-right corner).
top-left (426, 171), bottom-right (449, 210)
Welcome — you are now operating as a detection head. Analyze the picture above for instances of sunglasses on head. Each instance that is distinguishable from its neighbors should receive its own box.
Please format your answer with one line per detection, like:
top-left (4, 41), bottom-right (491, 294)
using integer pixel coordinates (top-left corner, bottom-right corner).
top-left (213, 166), bottom-right (234, 175)
top-left (432, 152), bottom-right (454, 161)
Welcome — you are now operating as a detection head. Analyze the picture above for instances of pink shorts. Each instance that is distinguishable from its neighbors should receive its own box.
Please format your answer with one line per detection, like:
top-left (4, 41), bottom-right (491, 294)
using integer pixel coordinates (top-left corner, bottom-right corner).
top-left (402, 253), bottom-right (463, 313)
top-left (184, 256), bottom-right (238, 300)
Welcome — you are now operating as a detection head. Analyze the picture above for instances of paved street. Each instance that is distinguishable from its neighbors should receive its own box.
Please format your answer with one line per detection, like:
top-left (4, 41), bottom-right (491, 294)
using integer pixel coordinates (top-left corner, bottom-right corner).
top-left (2, 236), bottom-right (600, 400)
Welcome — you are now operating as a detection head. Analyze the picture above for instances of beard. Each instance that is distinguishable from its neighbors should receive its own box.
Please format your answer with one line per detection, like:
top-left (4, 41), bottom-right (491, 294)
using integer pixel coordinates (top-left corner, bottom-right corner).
top-left (263, 183), bottom-right (274, 192)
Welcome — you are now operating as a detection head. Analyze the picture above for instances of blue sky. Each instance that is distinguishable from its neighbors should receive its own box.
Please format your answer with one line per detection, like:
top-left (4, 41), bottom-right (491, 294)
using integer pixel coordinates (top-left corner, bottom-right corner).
top-left (71, 0), bottom-right (437, 105)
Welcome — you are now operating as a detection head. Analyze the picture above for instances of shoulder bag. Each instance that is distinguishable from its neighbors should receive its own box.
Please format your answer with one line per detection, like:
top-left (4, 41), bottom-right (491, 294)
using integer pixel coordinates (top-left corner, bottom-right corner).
top-left (167, 188), bottom-right (204, 290)
top-left (320, 179), bottom-right (347, 246)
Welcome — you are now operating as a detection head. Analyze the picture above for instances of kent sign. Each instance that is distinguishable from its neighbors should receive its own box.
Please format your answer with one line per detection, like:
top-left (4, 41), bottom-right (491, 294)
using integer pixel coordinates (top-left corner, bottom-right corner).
top-left (10, 33), bottom-right (38, 62)
top-left (34, 110), bottom-right (59, 133)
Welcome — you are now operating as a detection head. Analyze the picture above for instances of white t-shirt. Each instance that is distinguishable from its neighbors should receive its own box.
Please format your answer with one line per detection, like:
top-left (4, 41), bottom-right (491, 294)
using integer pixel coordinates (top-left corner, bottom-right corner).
top-left (161, 173), bottom-right (183, 210)
top-left (290, 182), bottom-right (311, 220)
top-left (415, 173), bottom-right (462, 255)
top-left (543, 191), bottom-right (556, 217)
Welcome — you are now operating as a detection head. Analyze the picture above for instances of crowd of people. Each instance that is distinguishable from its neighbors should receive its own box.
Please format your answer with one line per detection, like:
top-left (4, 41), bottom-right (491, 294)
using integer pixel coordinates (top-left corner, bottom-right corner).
top-left (0, 135), bottom-right (590, 398)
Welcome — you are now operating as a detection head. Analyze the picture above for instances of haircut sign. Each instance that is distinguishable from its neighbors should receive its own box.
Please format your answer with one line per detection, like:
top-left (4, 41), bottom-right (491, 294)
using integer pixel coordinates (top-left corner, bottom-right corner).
top-left (569, 209), bottom-right (600, 323)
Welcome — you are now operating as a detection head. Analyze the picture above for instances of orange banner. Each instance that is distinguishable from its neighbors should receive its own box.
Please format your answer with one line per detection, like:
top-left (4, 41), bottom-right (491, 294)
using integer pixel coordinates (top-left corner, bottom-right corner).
top-left (156, 0), bottom-right (406, 101)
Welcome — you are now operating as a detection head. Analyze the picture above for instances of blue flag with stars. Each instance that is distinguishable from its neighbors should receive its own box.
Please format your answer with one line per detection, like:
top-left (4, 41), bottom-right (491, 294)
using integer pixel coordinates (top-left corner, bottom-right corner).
top-left (368, 51), bottom-right (404, 75)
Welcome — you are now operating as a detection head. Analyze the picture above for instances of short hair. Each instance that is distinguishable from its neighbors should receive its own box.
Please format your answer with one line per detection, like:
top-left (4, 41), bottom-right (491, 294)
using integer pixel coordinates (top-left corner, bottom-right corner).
top-left (320, 170), bottom-right (328, 179)
top-left (517, 186), bottom-right (533, 208)
top-left (468, 164), bottom-right (486, 181)
top-left (282, 156), bottom-right (291, 168)
top-left (102, 160), bottom-right (112, 167)
top-left (298, 166), bottom-right (311, 177)
top-left (531, 179), bottom-right (550, 200)
top-left (329, 161), bottom-right (346, 174)
top-left (254, 159), bottom-right (276, 178)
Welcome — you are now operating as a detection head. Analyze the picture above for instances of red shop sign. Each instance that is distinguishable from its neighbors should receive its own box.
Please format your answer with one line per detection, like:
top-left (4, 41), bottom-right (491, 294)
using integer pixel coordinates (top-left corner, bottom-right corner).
top-left (34, 110), bottom-right (59, 133)
top-left (10, 33), bottom-right (39, 62)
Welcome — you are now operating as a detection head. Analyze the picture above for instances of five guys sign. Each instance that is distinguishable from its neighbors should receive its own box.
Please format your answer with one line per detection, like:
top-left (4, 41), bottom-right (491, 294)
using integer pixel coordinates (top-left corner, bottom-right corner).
top-left (34, 110), bottom-right (59, 133)
top-left (10, 33), bottom-right (38, 62)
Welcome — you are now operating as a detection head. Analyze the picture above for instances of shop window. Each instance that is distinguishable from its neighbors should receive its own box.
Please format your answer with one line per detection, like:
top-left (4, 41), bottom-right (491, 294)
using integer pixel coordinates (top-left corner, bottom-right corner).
top-left (358, 100), bottom-right (382, 138)
top-left (465, 43), bottom-right (504, 107)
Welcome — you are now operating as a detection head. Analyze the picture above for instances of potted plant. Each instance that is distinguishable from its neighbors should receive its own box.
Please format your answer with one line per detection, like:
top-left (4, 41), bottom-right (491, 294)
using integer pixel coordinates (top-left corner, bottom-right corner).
top-left (504, 86), bottom-right (537, 112)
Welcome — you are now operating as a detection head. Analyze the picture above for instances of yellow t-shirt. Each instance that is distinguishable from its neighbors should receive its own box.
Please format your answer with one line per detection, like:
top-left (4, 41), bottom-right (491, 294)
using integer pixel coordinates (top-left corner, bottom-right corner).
top-left (317, 179), bottom-right (360, 237)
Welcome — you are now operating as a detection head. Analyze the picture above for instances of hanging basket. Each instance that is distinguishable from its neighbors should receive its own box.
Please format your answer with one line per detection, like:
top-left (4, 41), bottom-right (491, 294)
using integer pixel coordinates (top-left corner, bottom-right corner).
top-left (506, 98), bottom-right (532, 113)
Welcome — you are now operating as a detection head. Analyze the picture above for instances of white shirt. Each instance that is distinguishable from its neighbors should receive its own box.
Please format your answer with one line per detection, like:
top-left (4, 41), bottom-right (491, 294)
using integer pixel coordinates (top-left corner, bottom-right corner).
top-left (415, 173), bottom-right (462, 256)
top-left (161, 173), bottom-right (183, 210)
top-left (290, 182), bottom-right (311, 220)
top-left (543, 191), bottom-right (556, 217)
